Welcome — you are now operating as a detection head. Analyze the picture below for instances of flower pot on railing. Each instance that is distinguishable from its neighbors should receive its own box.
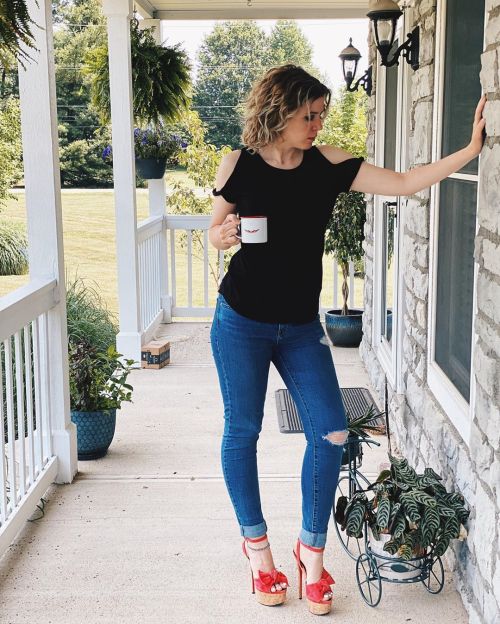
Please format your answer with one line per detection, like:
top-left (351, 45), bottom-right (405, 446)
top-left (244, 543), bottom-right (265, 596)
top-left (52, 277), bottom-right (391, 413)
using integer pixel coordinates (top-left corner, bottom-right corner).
top-left (135, 157), bottom-right (167, 179)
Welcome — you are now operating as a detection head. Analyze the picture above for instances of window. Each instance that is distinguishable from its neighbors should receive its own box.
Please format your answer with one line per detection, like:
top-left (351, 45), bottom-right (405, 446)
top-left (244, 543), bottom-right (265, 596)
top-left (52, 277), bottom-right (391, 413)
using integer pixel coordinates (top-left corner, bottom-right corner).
top-left (430, 0), bottom-right (485, 434)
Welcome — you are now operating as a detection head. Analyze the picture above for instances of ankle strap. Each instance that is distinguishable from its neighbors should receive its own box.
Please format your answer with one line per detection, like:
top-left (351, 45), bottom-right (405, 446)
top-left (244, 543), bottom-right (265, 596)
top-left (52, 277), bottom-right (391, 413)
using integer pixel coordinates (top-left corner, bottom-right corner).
top-left (298, 539), bottom-right (324, 553)
top-left (246, 534), bottom-right (268, 544)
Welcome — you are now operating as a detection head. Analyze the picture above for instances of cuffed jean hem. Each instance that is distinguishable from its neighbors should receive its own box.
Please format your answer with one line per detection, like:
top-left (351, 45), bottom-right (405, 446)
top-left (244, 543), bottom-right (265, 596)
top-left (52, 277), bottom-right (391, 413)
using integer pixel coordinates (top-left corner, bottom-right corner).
top-left (299, 528), bottom-right (327, 548)
top-left (240, 521), bottom-right (268, 539)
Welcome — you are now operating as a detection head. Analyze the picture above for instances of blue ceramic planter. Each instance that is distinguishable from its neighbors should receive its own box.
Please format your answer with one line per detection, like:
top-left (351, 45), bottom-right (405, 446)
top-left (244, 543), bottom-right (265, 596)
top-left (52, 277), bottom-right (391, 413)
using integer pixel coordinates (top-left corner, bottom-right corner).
top-left (70, 409), bottom-right (116, 460)
top-left (135, 157), bottom-right (167, 179)
top-left (324, 309), bottom-right (364, 348)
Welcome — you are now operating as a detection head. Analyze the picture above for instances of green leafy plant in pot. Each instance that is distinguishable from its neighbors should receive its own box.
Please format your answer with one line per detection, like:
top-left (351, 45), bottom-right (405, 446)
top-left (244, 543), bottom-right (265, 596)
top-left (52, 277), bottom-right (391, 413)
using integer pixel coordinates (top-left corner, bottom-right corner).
top-left (69, 343), bottom-right (134, 460)
top-left (66, 278), bottom-right (134, 459)
top-left (342, 404), bottom-right (385, 465)
top-left (336, 454), bottom-right (469, 580)
top-left (102, 126), bottom-right (186, 180)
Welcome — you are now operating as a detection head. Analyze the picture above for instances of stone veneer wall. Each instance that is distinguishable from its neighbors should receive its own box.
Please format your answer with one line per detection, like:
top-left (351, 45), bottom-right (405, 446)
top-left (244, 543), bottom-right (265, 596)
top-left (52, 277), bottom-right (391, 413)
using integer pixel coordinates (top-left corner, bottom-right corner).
top-left (359, 1), bottom-right (500, 622)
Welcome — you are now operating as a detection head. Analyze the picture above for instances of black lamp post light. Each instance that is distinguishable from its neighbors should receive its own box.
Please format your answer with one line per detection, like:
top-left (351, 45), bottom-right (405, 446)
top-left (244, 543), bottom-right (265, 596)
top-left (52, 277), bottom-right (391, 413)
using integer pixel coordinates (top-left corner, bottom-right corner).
top-left (367, 0), bottom-right (419, 70)
top-left (339, 39), bottom-right (373, 97)
top-left (339, 0), bottom-right (420, 96)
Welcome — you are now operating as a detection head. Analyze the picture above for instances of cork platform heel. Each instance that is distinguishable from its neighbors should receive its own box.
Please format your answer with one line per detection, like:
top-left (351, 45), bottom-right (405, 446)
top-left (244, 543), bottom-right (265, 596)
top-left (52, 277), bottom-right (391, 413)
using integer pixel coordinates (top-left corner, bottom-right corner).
top-left (242, 535), bottom-right (288, 606)
top-left (293, 539), bottom-right (334, 615)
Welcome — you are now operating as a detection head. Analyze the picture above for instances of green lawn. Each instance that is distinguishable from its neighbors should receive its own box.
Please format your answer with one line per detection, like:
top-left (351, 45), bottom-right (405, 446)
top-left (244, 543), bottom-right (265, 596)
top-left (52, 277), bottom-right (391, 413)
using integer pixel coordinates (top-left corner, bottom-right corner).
top-left (1, 183), bottom-right (366, 318)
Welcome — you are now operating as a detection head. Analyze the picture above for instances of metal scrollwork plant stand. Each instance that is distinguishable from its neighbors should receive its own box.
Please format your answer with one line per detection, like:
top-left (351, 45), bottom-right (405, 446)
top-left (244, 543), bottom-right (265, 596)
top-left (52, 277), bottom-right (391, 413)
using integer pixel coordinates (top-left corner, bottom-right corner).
top-left (333, 430), bottom-right (445, 607)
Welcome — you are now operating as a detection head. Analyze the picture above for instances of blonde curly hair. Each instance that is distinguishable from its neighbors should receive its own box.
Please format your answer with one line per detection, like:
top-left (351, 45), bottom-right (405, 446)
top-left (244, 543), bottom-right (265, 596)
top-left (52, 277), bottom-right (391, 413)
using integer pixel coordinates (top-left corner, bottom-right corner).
top-left (241, 65), bottom-right (331, 152)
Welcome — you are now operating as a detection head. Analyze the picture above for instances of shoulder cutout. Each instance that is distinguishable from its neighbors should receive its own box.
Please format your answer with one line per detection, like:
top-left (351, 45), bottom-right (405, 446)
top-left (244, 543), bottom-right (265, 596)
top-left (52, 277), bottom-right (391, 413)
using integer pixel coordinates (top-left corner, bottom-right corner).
top-left (316, 144), bottom-right (355, 165)
top-left (215, 149), bottom-right (242, 190)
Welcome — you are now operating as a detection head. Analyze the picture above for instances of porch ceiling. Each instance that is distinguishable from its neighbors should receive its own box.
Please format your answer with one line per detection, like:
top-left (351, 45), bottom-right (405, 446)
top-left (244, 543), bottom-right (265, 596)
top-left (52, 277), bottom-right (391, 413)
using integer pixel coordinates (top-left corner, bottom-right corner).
top-left (134, 0), bottom-right (370, 20)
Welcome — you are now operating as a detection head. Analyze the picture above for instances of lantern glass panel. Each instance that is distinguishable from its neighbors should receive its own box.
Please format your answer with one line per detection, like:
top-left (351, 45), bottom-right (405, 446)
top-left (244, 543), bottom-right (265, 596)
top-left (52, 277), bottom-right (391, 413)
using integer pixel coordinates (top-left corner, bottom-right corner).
top-left (376, 19), bottom-right (393, 46)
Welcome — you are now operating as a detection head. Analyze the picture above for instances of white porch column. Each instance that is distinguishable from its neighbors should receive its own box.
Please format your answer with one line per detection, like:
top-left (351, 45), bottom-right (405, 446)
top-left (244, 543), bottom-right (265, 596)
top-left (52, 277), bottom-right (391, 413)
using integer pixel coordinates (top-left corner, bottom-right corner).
top-left (140, 18), bottom-right (171, 321)
top-left (102, 0), bottom-right (142, 361)
top-left (17, 0), bottom-right (77, 483)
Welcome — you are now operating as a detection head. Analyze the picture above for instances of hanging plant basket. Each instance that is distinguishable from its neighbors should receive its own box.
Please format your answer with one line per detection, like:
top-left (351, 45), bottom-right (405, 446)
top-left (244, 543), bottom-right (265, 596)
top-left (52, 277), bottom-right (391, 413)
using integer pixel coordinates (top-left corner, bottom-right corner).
top-left (135, 157), bottom-right (167, 179)
top-left (85, 18), bottom-right (191, 126)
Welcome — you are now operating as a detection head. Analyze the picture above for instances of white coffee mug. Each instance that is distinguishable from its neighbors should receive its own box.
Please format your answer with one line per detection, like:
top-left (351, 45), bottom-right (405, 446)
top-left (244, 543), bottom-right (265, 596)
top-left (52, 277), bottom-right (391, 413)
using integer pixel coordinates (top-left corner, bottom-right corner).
top-left (238, 216), bottom-right (268, 244)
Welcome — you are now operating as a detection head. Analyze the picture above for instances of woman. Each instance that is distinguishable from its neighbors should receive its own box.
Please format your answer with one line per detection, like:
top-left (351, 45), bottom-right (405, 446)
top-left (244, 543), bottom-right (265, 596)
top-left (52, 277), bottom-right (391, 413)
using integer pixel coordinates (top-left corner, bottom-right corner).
top-left (209, 64), bottom-right (485, 615)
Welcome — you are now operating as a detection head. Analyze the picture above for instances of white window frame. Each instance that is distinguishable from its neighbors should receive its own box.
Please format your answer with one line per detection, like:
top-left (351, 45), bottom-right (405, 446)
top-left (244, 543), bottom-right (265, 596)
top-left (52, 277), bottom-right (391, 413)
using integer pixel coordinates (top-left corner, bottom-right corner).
top-left (372, 12), bottom-right (411, 395)
top-left (427, 0), bottom-right (485, 445)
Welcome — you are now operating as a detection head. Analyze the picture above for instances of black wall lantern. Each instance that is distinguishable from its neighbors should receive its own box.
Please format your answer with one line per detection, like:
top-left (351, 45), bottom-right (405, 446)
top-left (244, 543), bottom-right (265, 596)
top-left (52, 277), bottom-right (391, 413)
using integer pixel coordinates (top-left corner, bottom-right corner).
top-left (339, 39), bottom-right (373, 97)
top-left (367, 0), bottom-right (419, 70)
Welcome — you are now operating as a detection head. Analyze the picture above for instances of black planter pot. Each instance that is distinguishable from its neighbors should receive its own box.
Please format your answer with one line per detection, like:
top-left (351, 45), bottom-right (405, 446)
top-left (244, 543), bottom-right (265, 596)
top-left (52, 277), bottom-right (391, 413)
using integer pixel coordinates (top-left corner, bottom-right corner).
top-left (135, 157), bottom-right (167, 179)
top-left (70, 409), bottom-right (117, 460)
top-left (324, 309), bottom-right (363, 347)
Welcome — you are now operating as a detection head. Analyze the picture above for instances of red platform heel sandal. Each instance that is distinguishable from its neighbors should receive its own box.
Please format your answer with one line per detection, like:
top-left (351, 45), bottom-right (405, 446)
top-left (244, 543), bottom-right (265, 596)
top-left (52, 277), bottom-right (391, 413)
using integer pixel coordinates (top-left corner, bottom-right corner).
top-left (242, 535), bottom-right (288, 606)
top-left (293, 539), bottom-right (334, 615)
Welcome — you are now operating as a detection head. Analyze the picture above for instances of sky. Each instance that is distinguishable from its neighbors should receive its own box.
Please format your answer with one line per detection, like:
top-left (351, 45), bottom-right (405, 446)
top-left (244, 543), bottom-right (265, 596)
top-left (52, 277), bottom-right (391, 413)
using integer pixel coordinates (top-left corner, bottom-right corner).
top-left (160, 19), bottom-right (370, 91)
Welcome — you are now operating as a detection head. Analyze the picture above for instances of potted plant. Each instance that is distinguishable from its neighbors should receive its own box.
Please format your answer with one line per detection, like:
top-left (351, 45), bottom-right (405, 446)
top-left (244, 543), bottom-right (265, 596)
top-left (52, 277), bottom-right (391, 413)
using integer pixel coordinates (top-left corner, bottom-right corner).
top-left (69, 342), bottom-right (135, 460)
top-left (102, 126), bottom-right (185, 179)
top-left (85, 17), bottom-right (191, 127)
top-left (65, 278), bottom-right (134, 459)
top-left (324, 190), bottom-right (367, 347)
top-left (342, 404), bottom-right (384, 465)
top-left (336, 454), bottom-right (469, 580)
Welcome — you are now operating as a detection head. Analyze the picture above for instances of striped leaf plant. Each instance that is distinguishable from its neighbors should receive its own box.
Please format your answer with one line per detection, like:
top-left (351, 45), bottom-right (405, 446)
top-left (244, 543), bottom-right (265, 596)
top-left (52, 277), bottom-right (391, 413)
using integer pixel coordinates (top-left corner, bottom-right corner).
top-left (337, 454), bottom-right (470, 560)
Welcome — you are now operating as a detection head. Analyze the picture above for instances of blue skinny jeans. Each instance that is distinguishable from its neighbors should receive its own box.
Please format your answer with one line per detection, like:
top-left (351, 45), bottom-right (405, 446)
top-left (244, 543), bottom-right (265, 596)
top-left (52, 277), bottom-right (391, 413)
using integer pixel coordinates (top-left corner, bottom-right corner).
top-left (210, 294), bottom-right (347, 548)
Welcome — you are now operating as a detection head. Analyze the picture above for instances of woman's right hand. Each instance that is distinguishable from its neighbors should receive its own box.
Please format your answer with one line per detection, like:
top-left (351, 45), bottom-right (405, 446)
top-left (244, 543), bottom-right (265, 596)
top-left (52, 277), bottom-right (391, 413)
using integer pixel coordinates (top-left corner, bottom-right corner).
top-left (219, 213), bottom-right (241, 248)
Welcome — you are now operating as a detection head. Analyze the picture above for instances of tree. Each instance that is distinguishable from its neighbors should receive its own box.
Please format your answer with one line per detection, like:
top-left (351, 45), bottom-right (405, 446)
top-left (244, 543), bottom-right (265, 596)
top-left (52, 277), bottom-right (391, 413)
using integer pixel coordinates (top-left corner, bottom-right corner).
top-left (193, 21), bottom-right (268, 149)
top-left (54, 0), bottom-right (106, 144)
top-left (168, 110), bottom-right (234, 285)
top-left (193, 20), bottom-right (323, 149)
top-left (0, 97), bottom-right (27, 276)
top-left (0, 97), bottom-right (22, 209)
top-left (319, 87), bottom-right (368, 157)
top-left (267, 20), bottom-right (315, 73)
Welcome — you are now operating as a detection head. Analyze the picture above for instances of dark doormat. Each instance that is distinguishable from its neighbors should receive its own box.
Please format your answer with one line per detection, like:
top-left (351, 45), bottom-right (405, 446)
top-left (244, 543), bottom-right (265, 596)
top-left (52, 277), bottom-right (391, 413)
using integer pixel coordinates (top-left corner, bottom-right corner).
top-left (275, 387), bottom-right (385, 434)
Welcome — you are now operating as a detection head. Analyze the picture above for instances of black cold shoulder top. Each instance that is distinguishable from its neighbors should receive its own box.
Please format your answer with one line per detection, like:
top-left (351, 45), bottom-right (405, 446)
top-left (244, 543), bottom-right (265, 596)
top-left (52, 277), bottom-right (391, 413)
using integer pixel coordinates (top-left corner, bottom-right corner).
top-left (212, 146), bottom-right (364, 324)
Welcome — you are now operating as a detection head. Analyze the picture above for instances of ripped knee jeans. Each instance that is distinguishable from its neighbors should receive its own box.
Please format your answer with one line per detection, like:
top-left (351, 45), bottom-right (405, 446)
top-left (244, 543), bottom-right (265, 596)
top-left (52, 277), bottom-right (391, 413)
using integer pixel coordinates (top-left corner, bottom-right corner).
top-left (210, 295), bottom-right (348, 548)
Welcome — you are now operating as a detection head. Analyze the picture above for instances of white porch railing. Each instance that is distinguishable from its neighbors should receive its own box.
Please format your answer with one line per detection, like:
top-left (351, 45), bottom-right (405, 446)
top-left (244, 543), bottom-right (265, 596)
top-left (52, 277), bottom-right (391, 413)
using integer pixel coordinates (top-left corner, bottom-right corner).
top-left (0, 280), bottom-right (60, 555)
top-left (136, 212), bottom-right (362, 335)
top-left (137, 215), bottom-right (165, 342)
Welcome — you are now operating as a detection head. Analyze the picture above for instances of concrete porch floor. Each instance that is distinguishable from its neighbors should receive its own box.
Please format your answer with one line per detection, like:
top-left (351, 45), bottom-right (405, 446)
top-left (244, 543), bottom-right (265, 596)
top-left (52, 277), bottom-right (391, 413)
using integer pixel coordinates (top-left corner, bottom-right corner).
top-left (0, 322), bottom-right (468, 623)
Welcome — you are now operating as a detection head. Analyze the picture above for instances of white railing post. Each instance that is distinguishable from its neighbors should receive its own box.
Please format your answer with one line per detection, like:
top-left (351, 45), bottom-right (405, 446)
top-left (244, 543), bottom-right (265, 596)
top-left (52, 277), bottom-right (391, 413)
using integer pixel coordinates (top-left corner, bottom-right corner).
top-left (148, 179), bottom-right (171, 322)
top-left (102, 0), bottom-right (142, 363)
top-left (17, 0), bottom-right (77, 484)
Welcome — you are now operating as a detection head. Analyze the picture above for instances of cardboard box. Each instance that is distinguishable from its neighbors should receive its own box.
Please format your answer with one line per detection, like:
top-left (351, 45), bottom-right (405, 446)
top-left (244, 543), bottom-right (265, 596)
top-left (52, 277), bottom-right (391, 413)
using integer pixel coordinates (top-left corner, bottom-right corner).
top-left (141, 340), bottom-right (170, 369)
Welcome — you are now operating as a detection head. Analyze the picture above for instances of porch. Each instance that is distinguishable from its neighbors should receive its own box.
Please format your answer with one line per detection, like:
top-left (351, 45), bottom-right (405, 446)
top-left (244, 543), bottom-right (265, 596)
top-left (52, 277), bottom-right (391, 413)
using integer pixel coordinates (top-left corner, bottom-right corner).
top-left (0, 323), bottom-right (468, 622)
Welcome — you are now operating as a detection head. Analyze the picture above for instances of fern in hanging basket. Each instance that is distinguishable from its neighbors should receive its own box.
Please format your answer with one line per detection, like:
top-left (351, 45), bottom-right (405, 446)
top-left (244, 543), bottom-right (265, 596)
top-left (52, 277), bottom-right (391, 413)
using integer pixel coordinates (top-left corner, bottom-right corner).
top-left (85, 18), bottom-right (191, 126)
top-left (0, 0), bottom-right (38, 69)
top-left (336, 454), bottom-right (470, 560)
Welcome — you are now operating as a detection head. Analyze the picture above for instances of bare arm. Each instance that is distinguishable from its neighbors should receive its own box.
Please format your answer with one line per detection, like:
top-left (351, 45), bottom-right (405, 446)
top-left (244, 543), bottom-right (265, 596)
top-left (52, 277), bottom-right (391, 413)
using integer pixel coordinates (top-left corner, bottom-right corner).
top-left (323, 95), bottom-right (486, 197)
top-left (209, 150), bottom-right (242, 251)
